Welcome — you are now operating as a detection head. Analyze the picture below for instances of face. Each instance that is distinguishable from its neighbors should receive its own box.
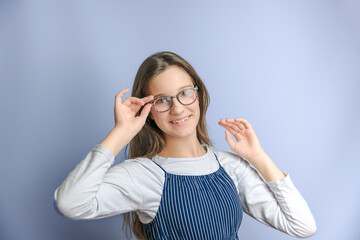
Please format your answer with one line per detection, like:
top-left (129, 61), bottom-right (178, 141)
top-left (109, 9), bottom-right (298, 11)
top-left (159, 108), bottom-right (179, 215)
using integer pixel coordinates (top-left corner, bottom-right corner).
top-left (148, 65), bottom-right (200, 142)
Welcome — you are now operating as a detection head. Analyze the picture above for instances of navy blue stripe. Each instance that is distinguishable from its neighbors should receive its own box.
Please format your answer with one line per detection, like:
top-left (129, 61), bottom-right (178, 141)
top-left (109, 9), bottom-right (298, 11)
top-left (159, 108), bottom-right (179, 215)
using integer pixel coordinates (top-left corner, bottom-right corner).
top-left (143, 153), bottom-right (243, 239)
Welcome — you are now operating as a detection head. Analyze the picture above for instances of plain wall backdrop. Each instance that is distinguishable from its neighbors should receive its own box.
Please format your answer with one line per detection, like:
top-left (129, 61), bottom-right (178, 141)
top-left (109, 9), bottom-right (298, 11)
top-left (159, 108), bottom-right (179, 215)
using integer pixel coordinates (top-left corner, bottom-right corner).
top-left (1, 0), bottom-right (359, 239)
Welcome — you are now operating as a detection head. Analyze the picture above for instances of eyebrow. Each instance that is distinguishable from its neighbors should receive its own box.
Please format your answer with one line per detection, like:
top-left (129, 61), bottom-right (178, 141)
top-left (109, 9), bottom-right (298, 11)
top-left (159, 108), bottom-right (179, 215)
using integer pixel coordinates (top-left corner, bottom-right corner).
top-left (153, 85), bottom-right (194, 98)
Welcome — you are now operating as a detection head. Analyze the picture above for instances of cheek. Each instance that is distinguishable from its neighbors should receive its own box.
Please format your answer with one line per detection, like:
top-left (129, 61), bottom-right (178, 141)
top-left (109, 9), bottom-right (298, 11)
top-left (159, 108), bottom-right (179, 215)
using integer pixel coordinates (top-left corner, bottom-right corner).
top-left (189, 101), bottom-right (201, 124)
top-left (192, 100), bottom-right (201, 115)
top-left (150, 110), bottom-right (167, 126)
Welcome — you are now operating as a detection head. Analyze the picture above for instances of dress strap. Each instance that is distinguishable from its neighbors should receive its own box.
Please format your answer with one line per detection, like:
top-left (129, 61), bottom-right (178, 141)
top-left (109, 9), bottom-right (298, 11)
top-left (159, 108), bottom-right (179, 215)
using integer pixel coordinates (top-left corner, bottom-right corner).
top-left (151, 159), bottom-right (167, 173)
top-left (212, 151), bottom-right (222, 168)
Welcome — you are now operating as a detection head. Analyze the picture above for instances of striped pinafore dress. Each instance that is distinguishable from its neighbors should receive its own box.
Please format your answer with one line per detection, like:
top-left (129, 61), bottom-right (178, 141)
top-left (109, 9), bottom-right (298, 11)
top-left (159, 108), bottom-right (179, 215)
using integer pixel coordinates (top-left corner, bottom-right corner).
top-left (142, 152), bottom-right (243, 240)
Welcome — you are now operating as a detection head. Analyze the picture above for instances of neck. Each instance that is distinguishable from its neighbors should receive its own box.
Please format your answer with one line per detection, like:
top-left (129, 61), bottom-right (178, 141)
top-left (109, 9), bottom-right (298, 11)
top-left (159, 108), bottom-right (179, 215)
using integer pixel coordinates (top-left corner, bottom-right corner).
top-left (158, 135), bottom-right (206, 158)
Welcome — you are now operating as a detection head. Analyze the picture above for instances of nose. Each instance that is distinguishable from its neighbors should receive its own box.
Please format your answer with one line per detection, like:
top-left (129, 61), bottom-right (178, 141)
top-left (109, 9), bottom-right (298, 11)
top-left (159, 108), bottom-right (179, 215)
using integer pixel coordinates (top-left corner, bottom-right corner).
top-left (170, 97), bottom-right (184, 114)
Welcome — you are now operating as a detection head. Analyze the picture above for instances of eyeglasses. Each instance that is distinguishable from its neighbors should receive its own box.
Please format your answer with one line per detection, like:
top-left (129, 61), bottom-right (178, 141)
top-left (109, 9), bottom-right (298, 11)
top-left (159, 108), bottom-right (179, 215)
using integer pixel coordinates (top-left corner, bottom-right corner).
top-left (147, 86), bottom-right (198, 112)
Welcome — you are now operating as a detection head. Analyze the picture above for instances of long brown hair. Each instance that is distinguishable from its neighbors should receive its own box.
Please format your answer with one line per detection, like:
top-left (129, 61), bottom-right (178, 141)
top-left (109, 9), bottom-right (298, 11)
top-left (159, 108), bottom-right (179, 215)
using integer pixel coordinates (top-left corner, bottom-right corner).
top-left (123, 51), bottom-right (212, 239)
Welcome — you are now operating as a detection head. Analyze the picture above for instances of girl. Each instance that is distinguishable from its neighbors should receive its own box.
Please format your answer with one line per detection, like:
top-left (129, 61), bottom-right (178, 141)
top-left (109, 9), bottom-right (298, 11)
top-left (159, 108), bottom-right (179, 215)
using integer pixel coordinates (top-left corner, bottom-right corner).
top-left (54, 51), bottom-right (316, 239)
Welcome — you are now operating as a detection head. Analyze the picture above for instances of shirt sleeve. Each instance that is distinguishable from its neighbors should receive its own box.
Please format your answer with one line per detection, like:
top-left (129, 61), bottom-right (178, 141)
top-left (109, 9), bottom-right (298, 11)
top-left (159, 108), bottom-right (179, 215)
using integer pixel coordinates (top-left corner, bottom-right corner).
top-left (221, 151), bottom-right (317, 238)
top-left (54, 144), bottom-right (143, 220)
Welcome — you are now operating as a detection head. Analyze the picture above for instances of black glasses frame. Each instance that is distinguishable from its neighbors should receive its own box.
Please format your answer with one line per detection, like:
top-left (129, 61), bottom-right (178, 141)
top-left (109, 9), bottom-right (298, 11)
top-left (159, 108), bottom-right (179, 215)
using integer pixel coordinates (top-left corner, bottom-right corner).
top-left (146, 86), bottom-right (198, 113)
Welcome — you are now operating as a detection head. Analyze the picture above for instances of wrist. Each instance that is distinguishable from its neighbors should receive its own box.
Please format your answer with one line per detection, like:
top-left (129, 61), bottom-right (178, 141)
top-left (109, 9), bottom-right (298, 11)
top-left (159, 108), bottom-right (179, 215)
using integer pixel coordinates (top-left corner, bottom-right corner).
top-left (248, 152), bottom-right (286, 182)
top-left (245, 150), bottom-right (267, 164)
top-left (100, 127), bottom-right (134, 157)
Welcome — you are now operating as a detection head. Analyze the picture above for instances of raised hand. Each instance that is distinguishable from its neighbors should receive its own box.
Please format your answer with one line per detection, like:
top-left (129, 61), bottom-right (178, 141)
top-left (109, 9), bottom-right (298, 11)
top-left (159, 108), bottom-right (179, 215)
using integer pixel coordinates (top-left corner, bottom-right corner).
top-left (218, 118), bottom-right (286, 181)
top-left (114, 88), bottom-right (153, 135)
top-left (100, 89), bottom-right (154, 157)
top-left (218, 118), bottom-right (265, 162)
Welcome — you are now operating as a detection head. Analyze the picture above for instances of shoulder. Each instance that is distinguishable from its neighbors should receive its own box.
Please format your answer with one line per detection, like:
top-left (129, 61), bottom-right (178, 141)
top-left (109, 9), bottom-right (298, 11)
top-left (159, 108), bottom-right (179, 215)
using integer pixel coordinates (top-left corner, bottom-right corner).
top-left (118, 157), bottom-right (162, 174)
top-left (208, 146), bottom-right (252, 184)
top-left (212, 147), bottom-right (250, 174)
top-left (104, 157), bottom-right (165, 189)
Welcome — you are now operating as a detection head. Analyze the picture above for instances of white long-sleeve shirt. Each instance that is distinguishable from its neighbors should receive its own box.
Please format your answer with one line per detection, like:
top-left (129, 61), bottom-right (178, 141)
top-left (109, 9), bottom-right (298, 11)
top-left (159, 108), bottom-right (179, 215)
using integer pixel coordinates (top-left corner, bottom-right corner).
top-left (54, 144), bottom-right (316, 238)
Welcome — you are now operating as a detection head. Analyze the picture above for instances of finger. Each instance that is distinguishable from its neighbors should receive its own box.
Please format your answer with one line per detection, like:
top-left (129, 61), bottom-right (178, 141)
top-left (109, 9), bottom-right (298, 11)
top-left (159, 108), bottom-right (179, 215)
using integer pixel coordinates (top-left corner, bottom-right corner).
top-left (219, 119), bottom-right (241, 132)
top-left (225, 122), bottom-right (242, 132)
top-left (123, 97), bottom-right (146, 106)
top-left (138, 103), bottom-right (152, 120)
top-left (219, 122), bottom-right (246, 142)
top-left (225, 118), bottom-right (245, 130)
top-left (235, 118), bottom-right (252, 129)
top-left (219, 122), bottom-right (239, 137)
top-left (141, 95), bottom-right (154, 103)
top-left (127, 95), bottom-right (154, 106)
top-left (115, 88), bottom-right (130, 104)
top-left (225, 130), bottom-right (236, 149)
top-left (231, 120), bottom-right (246, 130)
top-left (221, 118), bottom-right (242, 130)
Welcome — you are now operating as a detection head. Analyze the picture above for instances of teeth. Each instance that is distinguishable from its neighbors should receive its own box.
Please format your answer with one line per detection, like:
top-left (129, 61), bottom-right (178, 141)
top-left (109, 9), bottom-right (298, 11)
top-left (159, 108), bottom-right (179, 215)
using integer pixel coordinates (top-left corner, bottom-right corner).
top-left (171, 116), bottom-right (189, 124)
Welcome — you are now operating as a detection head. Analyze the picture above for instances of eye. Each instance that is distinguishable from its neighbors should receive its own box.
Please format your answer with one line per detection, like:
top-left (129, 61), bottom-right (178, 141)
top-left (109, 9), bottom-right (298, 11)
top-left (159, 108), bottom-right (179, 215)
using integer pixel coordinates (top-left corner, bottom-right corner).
top-left (155, 96), bottom-right (170, 104)
top-left (180, 89), bottom-right (193, 96)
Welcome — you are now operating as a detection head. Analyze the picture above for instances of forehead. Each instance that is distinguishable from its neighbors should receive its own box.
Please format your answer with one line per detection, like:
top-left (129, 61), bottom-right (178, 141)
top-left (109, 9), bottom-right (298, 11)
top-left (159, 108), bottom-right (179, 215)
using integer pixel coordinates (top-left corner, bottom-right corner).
top-left (148, 66), bottom-right (194, 96)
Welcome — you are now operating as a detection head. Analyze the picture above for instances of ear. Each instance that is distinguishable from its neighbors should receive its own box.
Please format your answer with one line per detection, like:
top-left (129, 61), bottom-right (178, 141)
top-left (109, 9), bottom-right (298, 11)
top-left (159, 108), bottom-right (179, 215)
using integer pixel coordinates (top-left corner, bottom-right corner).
top-left (146, 112), bottom-right (154, 125)
top-left (149, 111), bottom-right (154, 120)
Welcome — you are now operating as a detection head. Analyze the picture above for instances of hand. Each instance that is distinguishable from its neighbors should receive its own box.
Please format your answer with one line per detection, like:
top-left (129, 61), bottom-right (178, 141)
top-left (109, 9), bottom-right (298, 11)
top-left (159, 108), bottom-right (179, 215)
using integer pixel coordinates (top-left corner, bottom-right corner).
top-left (218, 118), bottom-right (265, 162)
top-left (114, 88), bottom-right (153, 134)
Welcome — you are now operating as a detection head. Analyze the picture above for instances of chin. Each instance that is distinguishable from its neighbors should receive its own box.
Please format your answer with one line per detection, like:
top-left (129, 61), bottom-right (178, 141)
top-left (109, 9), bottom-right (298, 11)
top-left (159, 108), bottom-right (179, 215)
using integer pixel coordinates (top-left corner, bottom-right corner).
top-left (165, 122), bottom-right (198, 140)
top-left (165, 130), bottom-right (197, 140)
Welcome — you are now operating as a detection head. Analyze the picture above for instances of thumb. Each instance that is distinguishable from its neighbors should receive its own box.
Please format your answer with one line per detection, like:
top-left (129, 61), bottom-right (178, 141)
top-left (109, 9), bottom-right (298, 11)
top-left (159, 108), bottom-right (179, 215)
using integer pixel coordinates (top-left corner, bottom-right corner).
top-left (225, 130), bottom-right (236, 150)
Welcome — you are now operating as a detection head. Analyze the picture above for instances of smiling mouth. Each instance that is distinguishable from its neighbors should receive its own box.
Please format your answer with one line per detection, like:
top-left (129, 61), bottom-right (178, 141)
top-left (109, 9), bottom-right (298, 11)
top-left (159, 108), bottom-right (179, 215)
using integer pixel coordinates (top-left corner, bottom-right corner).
top-left (170, 115), bottom-right (190, 124)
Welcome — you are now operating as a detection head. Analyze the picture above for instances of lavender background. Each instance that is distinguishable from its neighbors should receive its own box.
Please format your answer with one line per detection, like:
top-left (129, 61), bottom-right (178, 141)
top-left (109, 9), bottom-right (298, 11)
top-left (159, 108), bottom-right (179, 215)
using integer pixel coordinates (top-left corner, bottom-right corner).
top-left (1, 1), bottom-right (359, 239)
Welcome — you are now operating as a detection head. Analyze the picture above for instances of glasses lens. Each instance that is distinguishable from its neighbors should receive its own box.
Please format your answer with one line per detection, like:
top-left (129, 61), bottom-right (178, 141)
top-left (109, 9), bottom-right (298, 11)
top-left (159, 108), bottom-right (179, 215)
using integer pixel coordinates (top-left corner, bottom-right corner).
top-left (178, 89), bottom-right (197, 105)
top-left (154, 97), bottom-right (172, 112)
